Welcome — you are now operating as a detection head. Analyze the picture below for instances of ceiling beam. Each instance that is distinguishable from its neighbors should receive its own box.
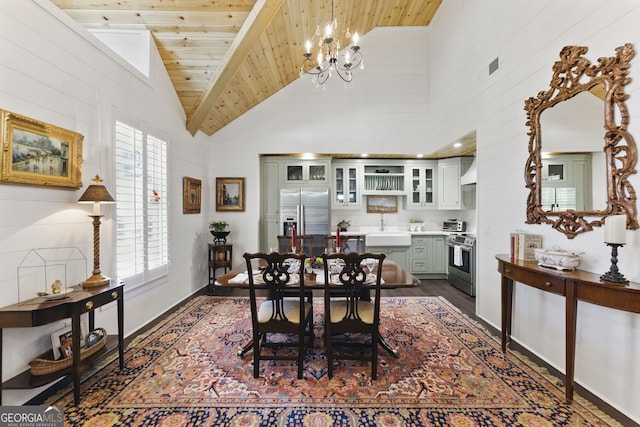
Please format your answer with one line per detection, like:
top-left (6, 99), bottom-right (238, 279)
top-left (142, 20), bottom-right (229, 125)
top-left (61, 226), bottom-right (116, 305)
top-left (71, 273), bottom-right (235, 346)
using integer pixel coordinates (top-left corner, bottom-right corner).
top-left (186, 0), bottom-right (285, 136)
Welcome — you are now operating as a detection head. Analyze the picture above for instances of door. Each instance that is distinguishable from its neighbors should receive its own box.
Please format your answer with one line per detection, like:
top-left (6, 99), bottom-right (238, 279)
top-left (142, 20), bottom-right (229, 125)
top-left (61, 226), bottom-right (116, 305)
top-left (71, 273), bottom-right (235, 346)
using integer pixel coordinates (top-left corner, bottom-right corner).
top-left (438, 159), bottom-right (461, 209)
top-left (332, 163), bottom-right (362, 209)
top-left (280, 188), bottom-right (301, 234)
top-left (301, 188), bottom-right (329, 235)
top-left (301, 188), bottom-right (328, 256)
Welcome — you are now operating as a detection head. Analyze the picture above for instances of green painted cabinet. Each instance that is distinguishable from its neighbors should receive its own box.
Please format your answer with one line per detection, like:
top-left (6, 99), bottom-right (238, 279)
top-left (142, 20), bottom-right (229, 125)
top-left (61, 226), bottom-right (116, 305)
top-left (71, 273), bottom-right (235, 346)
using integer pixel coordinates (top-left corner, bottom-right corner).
top-left (410, 235), bottom-right (447, 278)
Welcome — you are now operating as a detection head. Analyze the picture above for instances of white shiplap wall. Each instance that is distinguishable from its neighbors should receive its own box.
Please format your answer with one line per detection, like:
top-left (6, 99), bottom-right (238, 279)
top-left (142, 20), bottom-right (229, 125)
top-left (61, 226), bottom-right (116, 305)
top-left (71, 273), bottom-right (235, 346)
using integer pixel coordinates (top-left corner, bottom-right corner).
top-left (0, 0), bottom-right (210, 404)
top-left (0, 0), bottom-right (638, 421)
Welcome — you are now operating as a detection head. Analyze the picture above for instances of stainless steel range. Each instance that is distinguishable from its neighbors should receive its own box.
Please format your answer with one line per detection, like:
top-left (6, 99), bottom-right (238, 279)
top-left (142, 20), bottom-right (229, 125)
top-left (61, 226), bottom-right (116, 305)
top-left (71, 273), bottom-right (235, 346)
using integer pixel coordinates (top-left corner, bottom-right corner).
top-left (446, 234), bottom-right (476, 296)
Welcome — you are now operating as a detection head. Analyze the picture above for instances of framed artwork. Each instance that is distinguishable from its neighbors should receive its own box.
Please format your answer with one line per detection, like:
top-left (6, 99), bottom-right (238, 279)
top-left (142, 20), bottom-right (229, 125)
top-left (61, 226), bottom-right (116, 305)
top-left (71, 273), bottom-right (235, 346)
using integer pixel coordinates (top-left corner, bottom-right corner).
top-left (51, 326), bottom-right (72, 360)
top-left (183, 176), bottom-right (202, 214)
top-left (51, 317), bottom-right (89, 360)
top-left (366, 195), bottom-right (398, 213)
top-left (216, 177), bottom-right (245, 211)
top-left (0, 109), bottom-right (83, 189)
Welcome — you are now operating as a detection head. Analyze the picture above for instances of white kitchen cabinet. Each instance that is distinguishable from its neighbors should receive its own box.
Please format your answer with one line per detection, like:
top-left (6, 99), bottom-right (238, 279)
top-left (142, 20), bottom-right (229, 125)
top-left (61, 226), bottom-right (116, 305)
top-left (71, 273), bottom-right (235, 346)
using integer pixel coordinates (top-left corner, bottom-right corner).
top-left (362, 164), bottom-right (405, 195)
top-left (437, 157), bottom-right (473, 210)
top-left (405, 162), bottom-right (437, 209)
top-left (332, 163), bottom-right (362, 209)
top-left (410, 235), bottom-right (447, 278)
top-left (283, 159), bottom-right (331, 185)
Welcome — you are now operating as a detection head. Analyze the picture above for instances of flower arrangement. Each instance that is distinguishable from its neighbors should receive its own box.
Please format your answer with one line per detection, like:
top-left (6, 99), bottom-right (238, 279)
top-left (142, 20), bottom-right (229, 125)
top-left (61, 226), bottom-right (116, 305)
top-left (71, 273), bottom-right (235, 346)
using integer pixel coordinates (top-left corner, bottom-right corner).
top-left (151, 190), bottom-right (161, 203)
top-left (304, 256), bottom-right (324, 270)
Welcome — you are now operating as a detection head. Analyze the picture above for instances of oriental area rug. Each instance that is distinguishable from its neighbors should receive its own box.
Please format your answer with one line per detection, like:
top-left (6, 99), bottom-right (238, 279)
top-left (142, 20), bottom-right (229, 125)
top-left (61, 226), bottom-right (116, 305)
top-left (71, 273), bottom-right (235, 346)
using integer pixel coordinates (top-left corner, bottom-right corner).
top-left (47, 296), bottom-right (620, 426)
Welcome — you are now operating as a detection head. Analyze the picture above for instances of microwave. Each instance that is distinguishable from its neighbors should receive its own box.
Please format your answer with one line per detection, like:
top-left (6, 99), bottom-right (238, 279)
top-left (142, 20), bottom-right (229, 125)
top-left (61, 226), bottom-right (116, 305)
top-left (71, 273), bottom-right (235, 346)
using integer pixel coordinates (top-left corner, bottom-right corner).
top-left (443, 220), bottom-right (466, 232)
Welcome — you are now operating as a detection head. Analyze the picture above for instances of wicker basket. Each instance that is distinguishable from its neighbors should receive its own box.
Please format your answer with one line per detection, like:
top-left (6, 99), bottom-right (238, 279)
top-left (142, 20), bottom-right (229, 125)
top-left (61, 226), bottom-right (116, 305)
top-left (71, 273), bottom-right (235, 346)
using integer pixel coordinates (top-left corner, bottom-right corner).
top-left (30, 328), bottom-right (107, 376)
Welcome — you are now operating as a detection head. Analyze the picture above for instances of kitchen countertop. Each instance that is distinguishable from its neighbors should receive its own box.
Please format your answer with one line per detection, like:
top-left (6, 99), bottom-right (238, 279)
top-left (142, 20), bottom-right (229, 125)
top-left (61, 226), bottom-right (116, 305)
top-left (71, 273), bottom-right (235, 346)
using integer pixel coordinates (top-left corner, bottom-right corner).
top-left (332, 230), bottom-right (453, 236)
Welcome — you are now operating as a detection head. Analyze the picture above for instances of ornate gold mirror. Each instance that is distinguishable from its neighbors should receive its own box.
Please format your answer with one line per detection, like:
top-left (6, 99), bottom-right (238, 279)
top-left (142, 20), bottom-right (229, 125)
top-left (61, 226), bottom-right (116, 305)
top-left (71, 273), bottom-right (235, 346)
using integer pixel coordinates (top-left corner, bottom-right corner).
top-left (525, 43), bottom-right (638, 238)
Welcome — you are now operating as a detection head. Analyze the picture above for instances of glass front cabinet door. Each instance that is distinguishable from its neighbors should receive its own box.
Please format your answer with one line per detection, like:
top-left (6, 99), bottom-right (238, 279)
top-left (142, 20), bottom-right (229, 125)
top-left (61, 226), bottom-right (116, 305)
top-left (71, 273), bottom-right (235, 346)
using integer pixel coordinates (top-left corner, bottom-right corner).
top-left (284, 160), bottom-right (330, 185)
top-left (332, 163), bottom-right (362, 209)
top-left (406, 163), bottom-right (437, 209)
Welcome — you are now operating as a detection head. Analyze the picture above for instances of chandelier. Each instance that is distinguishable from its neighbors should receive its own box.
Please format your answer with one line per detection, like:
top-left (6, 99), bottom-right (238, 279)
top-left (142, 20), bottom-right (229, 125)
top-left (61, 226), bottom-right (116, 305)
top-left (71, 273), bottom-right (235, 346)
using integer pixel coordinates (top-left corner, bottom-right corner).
top-left (300, 0), bottom-right (363, 88)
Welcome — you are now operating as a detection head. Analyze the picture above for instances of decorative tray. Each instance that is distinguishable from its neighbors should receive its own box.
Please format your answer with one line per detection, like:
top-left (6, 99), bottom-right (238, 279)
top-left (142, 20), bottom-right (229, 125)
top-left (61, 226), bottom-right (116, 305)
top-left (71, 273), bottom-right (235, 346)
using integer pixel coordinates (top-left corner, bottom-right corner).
top-left (37, 288), bottom-right (75, 301)
top-left (534, 247), bottom-right (582, 271)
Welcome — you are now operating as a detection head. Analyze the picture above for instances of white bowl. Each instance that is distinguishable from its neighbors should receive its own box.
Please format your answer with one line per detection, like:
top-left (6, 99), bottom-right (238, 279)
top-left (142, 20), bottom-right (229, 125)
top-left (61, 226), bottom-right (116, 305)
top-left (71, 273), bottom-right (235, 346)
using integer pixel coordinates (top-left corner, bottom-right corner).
top-left (534, 247), bottom-right (582, 271)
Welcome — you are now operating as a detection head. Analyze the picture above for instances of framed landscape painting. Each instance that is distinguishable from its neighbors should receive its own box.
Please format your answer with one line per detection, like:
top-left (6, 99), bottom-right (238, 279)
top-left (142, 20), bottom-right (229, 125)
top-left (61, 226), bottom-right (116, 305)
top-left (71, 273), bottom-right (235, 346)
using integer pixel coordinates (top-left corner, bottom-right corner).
top-left (0, 109), bottom-right (83, 189)
top-left (367, 195), bottom-right (398, 213)
top-left (216, 177), bottom-right (245, 211)
top-left (183, 176), bottom-right (202, 214)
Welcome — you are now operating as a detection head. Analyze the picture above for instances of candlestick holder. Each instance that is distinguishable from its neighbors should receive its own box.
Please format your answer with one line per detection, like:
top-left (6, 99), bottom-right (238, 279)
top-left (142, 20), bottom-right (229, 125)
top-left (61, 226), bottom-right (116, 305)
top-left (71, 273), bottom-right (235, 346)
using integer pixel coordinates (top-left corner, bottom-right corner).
top-left (600, 243), bottom-right (629, 284)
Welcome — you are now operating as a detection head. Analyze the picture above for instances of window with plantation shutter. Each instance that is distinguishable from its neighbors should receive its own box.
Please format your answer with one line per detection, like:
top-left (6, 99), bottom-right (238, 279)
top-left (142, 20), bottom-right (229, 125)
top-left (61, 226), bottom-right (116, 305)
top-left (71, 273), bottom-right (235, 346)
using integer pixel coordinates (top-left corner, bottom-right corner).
top-left (115, 119), bottom-right (168, 287)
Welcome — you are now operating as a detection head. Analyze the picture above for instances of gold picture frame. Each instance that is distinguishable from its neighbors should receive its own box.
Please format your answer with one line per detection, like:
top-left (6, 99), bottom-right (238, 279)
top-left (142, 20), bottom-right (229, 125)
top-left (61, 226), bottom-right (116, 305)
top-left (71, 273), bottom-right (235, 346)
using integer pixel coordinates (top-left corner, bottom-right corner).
top-left (367, 195), bottom-right (398, 213)
top-left (183, 176), bottom-right (202, 214)
top-left (51, 318), bottom-right (88, 360)
top-left (216, 177), bottom-right (245, 211)
top-left (0, 109), bottom-right (83, 189)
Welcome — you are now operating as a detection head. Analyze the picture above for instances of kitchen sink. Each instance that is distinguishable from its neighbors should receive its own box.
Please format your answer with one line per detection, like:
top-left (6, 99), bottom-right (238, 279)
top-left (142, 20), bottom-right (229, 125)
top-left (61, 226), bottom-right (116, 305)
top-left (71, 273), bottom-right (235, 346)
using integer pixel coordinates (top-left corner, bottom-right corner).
top-left (365, 233), bottom-right (411, 246)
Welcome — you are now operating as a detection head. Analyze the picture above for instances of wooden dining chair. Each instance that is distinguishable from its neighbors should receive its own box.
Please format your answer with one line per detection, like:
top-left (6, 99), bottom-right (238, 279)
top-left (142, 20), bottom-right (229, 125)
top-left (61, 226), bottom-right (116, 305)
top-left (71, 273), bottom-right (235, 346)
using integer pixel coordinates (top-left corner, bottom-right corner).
top-left (243, 252), bottom-right (314, 379)
top-left (320, 252), bottom-right (385, 379)
top-left (277, 235), bottom-right (313, 255)
top-left (323, 235), bottom-right (364, 254)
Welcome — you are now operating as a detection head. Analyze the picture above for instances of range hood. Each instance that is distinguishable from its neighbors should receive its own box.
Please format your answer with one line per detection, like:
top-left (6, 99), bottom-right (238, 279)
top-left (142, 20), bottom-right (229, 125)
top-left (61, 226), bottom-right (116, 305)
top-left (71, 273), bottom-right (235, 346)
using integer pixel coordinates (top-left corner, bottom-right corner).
top-left (460, 157), bottom-right (477, 185)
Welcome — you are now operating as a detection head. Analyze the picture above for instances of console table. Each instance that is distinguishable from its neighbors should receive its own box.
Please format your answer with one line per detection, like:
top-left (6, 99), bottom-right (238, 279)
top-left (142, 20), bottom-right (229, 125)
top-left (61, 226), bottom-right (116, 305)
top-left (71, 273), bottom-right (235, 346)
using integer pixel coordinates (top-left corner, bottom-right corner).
top-left (496, 254), bottom-right (640, 402)
top-left (0, 282), bottom-right (124, 405)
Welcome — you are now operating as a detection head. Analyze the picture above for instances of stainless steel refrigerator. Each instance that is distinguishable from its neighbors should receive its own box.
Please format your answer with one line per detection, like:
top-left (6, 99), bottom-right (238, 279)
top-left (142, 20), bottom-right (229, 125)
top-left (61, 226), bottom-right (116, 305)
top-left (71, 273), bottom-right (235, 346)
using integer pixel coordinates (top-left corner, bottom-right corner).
top-left (280, 188), bottom-right (329, 256)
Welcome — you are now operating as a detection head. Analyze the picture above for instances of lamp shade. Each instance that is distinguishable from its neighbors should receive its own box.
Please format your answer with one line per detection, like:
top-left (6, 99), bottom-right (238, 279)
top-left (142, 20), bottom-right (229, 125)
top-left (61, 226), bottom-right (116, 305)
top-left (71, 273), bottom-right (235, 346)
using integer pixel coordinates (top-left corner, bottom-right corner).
top-left (78, 175), bottom-right (115, 204)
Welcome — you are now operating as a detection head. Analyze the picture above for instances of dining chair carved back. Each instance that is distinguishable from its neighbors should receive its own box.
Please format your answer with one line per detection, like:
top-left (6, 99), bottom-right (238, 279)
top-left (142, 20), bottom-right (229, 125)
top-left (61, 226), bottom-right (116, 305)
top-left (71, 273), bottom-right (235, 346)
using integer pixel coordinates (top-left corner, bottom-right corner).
top-left (244, 252), bottom-right (314, 379)
top-left (320, 252), bottom-right (385, 379)
top-left (277, 235), bottom-right (313, 255)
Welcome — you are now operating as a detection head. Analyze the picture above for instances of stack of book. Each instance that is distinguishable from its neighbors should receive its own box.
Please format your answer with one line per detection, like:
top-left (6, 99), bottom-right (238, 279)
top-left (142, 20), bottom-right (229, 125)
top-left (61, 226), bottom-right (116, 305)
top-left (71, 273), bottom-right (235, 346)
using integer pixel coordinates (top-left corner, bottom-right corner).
top-left (510, 232), bottom-right (542, 261)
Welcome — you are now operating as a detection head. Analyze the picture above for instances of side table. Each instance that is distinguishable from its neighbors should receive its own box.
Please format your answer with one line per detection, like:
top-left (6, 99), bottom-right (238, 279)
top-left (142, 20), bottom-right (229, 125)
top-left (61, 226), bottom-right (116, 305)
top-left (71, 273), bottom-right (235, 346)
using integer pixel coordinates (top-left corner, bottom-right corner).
top-left (209, 244), bottom-right (233, 286)
top-left (0, 282), bottom-right (124, 405)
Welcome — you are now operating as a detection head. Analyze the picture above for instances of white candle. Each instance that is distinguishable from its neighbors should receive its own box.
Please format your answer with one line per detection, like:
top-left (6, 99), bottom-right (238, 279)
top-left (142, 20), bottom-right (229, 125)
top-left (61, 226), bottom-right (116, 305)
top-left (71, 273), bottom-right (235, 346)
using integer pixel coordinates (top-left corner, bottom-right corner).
top-left (604, 214), bottom-right (626, 244)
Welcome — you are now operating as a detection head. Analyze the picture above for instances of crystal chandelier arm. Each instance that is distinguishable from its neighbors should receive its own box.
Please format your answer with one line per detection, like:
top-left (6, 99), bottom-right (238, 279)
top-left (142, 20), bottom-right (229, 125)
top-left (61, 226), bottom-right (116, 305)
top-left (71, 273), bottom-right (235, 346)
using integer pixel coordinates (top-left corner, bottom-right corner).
top-left (299, 0), bottom-right (362, 86)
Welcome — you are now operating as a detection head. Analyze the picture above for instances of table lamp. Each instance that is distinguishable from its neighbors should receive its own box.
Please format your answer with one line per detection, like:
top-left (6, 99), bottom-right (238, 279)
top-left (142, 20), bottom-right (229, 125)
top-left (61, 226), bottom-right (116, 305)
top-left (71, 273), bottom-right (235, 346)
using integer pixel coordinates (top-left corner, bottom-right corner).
top-left (78, 175), bottom-right (115, 287)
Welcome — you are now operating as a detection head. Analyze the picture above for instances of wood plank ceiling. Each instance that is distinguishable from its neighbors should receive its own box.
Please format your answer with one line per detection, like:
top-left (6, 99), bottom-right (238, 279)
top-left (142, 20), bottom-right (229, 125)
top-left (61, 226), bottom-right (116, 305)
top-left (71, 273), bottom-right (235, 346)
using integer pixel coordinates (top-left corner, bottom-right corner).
top-left (51, 1), bottom-right (444, 139)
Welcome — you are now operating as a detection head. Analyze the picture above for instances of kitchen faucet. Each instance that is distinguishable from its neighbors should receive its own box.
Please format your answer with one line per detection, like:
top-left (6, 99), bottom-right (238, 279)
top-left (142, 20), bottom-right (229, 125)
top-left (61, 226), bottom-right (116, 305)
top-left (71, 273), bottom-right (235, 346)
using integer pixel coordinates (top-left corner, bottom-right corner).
top-left (380, 213), bottom-right (384, 231)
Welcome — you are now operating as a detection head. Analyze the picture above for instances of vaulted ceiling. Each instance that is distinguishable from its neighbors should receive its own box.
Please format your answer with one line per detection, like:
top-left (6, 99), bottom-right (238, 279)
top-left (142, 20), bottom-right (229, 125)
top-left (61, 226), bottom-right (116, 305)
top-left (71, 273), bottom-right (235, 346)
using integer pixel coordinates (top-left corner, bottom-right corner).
top-left (51, 1), bottom-right (443, 138)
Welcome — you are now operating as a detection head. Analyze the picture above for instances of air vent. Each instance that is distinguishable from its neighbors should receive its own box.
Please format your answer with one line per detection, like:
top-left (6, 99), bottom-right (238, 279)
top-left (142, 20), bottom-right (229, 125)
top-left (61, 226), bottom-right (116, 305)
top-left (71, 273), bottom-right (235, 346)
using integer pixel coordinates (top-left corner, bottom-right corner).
top-left (489, 57), bottom-right (499, 75)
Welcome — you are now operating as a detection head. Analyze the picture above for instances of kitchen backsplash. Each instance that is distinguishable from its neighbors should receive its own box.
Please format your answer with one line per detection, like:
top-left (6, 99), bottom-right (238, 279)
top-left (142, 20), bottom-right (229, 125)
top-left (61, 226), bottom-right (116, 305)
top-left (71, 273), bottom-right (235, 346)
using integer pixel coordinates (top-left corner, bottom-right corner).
top-left (330, 208), bottom-right (476, 234)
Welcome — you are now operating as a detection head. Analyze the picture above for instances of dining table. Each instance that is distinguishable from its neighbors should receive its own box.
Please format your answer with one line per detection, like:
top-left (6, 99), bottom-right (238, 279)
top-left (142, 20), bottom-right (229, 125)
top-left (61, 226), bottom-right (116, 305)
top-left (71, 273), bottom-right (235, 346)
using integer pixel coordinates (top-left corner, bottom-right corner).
top-left (214, 259), bottom-right (420, 358)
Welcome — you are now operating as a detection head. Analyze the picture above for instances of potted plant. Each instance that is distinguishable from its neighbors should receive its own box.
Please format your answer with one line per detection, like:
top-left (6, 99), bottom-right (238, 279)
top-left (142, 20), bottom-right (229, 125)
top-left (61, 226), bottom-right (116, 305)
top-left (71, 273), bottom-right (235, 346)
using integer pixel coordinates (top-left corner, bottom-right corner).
top-left (209, 220), bottom-right (230, 244)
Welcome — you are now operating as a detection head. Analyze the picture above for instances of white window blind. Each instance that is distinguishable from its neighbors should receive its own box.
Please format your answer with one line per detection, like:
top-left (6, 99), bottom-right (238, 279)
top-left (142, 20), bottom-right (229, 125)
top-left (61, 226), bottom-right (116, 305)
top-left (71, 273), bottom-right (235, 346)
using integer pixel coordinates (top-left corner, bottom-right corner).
top-left (115, 120), bottom-right (168, 287)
